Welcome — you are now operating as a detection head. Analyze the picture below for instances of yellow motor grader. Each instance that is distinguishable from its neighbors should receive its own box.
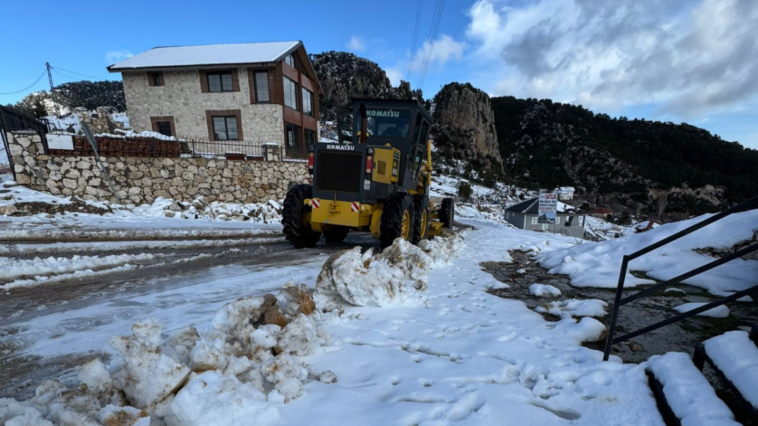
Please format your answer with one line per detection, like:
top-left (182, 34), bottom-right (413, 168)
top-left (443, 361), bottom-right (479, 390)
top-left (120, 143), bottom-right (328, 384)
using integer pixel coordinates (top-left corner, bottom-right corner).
top-left (282, 98), bottom-right (454, 248)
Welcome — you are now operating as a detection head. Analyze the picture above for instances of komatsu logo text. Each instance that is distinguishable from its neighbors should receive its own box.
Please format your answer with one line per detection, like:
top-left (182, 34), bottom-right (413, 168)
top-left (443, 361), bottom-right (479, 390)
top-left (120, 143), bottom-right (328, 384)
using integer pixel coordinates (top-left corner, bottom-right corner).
top-left (327, 144), bottom-right (355, 151)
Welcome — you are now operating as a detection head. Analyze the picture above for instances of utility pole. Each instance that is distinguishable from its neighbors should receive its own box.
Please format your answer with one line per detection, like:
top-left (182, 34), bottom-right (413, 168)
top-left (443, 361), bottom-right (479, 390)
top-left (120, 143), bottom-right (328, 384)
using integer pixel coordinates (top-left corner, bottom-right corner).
top-left (46, 62), bottom-right (58, 116)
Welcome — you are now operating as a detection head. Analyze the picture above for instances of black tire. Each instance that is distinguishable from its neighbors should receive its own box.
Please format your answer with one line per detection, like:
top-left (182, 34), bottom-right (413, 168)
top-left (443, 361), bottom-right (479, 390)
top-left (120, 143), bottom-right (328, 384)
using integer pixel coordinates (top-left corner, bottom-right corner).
top-left (323, 227), bottom-right (349, 243)
top-left (440, 197), bottom-right (455, 230)
top-left (281, 184), bottom-right (321, 248)
top-left (380, 192), bottom-right (414, 248)
top-left (411, 194), bottom-right (430, 244)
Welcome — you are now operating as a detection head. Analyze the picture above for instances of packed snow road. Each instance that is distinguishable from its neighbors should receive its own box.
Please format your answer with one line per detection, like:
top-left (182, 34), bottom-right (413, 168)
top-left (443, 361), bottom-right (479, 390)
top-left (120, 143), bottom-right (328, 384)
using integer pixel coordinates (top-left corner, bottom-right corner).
top-left (0, 232), bottom-right (377, 400)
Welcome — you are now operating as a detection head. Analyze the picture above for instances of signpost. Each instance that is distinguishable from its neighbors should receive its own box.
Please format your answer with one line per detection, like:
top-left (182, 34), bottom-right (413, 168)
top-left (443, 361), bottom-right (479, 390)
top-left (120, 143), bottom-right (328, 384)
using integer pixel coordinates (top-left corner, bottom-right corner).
top-left (539, 192), bottom-right (558, 226)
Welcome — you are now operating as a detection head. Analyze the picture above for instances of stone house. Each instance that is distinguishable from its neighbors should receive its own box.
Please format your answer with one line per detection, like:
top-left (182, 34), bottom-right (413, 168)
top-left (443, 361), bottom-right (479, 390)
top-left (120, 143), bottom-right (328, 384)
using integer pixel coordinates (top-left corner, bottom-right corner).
top-left (503, 198), bottom-right (587, 238)
top-left (553, 186), bottom-right (575, 200)
top-left (107, 41), bottom-right (322, 154)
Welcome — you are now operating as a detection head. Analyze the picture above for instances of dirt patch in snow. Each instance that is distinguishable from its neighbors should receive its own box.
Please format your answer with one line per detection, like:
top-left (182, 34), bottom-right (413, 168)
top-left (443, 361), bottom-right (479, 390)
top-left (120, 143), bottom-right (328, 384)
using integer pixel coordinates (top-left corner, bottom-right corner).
top-left (483, 250), bottom-right (757, 364)
top-left (8, 199), bottom-right (112, 216)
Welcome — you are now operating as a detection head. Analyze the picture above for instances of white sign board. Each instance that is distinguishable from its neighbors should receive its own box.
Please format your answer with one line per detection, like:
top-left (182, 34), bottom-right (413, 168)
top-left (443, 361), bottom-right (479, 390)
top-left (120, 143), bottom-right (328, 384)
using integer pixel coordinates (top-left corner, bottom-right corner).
top-left (47, 134), bottom-right (74, 150)
top-left (538, 193), bottom-right (558, 224)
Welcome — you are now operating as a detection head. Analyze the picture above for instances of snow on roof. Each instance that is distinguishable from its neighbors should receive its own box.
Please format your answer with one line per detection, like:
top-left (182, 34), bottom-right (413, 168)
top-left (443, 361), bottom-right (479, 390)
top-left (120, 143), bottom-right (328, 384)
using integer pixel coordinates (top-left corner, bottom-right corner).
top-left (108, 41), bottom-right (301, 71)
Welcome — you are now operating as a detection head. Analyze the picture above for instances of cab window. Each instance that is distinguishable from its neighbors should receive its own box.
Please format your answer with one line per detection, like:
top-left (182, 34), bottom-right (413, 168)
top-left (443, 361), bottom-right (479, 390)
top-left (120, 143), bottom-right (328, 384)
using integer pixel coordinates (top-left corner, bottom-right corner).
top-left (357, 108), bottom-right (411, 138)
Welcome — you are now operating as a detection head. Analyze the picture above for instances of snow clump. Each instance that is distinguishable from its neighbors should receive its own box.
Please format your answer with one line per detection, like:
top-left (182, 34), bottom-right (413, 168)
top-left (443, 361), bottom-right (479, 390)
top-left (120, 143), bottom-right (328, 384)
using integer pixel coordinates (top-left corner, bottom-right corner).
top-left (528, 283), bottom-right (562, 297)
top-left (0, 283), bottom-right (332, 426)
top-left (315, 233), bottom-right (463, 307)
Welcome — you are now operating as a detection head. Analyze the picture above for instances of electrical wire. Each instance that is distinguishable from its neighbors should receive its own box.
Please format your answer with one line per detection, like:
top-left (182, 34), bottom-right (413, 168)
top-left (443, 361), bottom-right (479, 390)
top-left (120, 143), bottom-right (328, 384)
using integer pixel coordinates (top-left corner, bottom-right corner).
top-left (417, 0), bottom-right (446, 91)
top-left (406, 0), bottom-right (424, 83)
top-left (0, 69), bottom-right (47, 95)
top-left (50, 65), bottom-right (108, 81)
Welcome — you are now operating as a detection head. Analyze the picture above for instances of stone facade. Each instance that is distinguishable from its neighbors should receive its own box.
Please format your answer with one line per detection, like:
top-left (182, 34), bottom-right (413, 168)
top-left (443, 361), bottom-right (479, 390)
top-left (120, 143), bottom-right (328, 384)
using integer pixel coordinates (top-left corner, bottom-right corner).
top-left (7, 131), bottom-right (308, 205)
top-left (122, 69), bottom-right (285, 144)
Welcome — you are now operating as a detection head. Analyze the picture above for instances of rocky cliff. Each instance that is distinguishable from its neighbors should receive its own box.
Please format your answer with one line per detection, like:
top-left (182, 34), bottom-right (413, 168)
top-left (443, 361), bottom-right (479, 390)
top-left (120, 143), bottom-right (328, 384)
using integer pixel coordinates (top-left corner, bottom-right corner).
top-left (431, 83), bottom-right (507, 180)
top-left (310, 51), bottom-right (419, 122)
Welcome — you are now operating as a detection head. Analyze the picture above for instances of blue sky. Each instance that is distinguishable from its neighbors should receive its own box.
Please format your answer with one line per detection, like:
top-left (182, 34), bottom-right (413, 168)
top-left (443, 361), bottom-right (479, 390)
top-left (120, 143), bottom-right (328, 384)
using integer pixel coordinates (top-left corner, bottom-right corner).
top-left (1, 0), bottom-right (756, 149)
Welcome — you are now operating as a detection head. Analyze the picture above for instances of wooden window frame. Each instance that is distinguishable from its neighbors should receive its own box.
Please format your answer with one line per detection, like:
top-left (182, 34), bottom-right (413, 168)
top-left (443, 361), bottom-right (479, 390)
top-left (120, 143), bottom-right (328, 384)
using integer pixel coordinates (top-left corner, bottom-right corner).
top-left (199, 69), bottom-right (240, 93)
top-left (302, 87), bottom-right (314, 117)
top-left (150, 116), bottom-right (175, 137)
top-left (254, 70), bottom-right (270, 103)
top-left (206, 110), bottom-right (242, 141)
top-left (283, 76), bottom-right (298, 110)
top-left (285, 122), bottom-right (302, 149)
top-left (304, 128), bottom-right (317, 147)
top-left (147, 72), bottom-right (164, 87)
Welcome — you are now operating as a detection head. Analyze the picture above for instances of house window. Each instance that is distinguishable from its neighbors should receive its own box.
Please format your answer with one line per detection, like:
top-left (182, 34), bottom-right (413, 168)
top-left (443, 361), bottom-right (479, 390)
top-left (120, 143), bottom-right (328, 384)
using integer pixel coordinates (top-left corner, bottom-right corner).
top-left (578, 216), bottom-right (584, 226)
top-left (304, 129), bottom-right (317, 147)
top-left (283, 77), bottom-right (298, 110)
top-left (284, 54), bottom-right (295, 68)
top-left (555, 217), bottom-right (561, 225)
top-left (148, 72), bottom-right (163, 86)
top-left (255, 71), bottom-right (270, 102)
top-left (156, 121), bottom-right (172, 136)
top-left (302, 88), bottom-right (313, 116)
top-left (531, 217), bottom-right (538, 225)
top-left (286, 123), bottom-right (301, 148)
top-left (207, 72), bottom-right (234, 92)
top-left (566, 216), bottom-right (574, 226)
top-left (212, 116), bottom-right (239, 140)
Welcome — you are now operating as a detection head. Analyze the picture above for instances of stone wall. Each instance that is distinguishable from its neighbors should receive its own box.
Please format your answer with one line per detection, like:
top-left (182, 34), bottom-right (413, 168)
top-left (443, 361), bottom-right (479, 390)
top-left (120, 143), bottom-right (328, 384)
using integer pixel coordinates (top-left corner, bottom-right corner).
top-left (122, 69), bottom-right (284, 143)
top-left (7, 131), bottom-right (308, 205)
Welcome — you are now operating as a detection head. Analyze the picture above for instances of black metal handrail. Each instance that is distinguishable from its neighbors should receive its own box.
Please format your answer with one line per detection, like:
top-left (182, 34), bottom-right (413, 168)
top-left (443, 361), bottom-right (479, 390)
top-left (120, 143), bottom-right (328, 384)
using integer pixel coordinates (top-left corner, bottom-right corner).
top-left (603, 194), bottom-right (758, 361)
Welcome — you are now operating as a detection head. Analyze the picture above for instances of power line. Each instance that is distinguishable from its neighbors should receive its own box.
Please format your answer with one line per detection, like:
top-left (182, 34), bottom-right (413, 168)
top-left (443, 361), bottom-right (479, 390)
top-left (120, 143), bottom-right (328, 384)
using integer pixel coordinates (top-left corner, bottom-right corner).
top-left (50, 65), bottom-right (109, 81)
top-left (406, 0), bottom-right (424, 83)
top-left (0, 69), bottom-right (48, 95)
top-left (416, 0), bottom-right (446, 91)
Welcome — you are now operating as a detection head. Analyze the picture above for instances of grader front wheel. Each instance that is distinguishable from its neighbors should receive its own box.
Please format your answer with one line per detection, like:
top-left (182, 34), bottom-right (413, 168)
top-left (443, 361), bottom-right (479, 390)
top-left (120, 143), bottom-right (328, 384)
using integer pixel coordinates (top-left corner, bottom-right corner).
top-left (411, 194), bottom-right (430, 244)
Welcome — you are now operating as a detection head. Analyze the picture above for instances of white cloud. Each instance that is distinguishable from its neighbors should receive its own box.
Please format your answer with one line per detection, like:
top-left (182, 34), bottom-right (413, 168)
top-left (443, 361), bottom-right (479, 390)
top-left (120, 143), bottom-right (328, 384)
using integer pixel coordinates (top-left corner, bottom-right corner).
top-left (385, 68), bottom-right (403, 86)
top-left (409, 34), bottom-right (466, 73)
top-left (347, 36), bottom-right (366, 52)
top-left (105, 50), bottom-right (133, 65)
top-left (466, 0), bottom-right (758, 118)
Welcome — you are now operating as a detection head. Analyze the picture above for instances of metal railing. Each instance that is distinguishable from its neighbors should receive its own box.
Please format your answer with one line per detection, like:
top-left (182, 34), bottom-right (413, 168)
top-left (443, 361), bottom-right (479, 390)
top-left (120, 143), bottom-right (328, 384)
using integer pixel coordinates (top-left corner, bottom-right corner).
top-left (184, 138), bottom-right (264, 160)
top-left (603, 194), bottom-right (758, 361)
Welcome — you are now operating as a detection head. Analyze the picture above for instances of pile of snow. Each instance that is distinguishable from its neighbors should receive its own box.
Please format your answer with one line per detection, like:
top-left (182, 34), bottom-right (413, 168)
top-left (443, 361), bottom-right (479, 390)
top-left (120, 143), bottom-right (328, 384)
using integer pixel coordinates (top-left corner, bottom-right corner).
top-left (646, 352), bottom-right (740, 426)
top-left (673, 303), bottom-right (730, 318)
top-left (0, 283), bottom-right (334, 425)
top-left (132, 196), bottom-right (282, 223)
top-left (528, 283), bottom-right (562, 297)
top-left (536, 299), bottom-right (608, 318)
top-left (584, 216), bottom-right (637, 241)
top-left (316, 234), bottom-right (463, 308)
top-left (537, 210), bottom-right (758, 294)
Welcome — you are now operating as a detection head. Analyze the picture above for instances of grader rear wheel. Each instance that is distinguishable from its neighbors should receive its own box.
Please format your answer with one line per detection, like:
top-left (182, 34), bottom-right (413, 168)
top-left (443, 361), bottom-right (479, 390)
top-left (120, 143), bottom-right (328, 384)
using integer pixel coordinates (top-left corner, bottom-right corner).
top-left (281, 184), bottom-right (322, 248)
top-left (380, 192), bottom-right (415, 248)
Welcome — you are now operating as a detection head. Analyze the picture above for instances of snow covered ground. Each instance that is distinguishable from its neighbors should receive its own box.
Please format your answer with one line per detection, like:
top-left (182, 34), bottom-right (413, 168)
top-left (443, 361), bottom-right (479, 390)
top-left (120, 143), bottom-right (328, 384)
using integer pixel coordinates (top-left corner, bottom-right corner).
top-left (2, 220), bottom-right (678, 425)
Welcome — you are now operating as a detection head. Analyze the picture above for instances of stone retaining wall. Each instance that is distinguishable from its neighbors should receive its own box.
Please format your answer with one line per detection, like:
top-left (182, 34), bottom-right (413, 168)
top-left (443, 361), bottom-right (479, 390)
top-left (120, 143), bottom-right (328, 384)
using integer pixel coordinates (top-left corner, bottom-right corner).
top-left (7, 131), bottom-right (308, 205)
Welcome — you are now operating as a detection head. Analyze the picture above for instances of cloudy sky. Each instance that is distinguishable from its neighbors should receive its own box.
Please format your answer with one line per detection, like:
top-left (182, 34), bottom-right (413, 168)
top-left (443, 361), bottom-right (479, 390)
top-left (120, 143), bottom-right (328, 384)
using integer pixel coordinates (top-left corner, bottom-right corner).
top-left (1, 0), bottom-right (756, 148)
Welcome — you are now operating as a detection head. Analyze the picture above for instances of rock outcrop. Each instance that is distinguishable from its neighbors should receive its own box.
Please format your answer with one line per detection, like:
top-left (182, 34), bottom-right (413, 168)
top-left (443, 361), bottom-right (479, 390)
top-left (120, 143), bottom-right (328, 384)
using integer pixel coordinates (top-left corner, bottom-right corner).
top-left (431, 83), bottom-right (506, 177)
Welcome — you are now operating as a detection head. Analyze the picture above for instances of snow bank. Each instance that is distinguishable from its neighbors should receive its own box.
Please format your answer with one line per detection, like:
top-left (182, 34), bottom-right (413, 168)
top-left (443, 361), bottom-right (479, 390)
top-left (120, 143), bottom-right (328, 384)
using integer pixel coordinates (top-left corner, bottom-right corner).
top-left (0, 254), bottom-right (156, 287)
top-left (315, 234), bottom-right (463, 307)
top-left (537, 210), bottom-right (758, 293)
top-left (673, 303), bottom-right (730, 318)
top-left (132, 196), bottom-right (282, 224)
top-left (528, 283), bottom-right (562, 297)
top-left (647, 352), bottom-right (740, 426)
top-left (2, 283), bottom-right (333, 425)
top-left (704, 331), bottom-right (758, 409)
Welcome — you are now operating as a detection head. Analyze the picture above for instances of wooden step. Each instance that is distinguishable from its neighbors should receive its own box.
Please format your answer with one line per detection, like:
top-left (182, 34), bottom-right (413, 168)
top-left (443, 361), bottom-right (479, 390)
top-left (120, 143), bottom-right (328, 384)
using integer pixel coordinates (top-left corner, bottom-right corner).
top-left (694, 330), bottom-right (758, 421)
top-left (646, 352), bottom-right (740, 426)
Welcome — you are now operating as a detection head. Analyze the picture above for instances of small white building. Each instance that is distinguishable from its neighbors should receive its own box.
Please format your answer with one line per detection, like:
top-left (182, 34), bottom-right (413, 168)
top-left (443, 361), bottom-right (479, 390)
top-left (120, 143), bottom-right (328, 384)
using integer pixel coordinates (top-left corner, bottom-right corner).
top-left (553, 187), bottom-right (575, 201)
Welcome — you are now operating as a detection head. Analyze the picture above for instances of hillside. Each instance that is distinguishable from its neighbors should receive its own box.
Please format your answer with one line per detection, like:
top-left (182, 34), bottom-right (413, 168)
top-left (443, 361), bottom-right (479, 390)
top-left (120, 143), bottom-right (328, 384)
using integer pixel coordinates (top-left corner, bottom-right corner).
top-left (309, 51), bottom-right (423, 122)
top-left (490, 96), bottom-right (758, 214)
top-left (5, 80), bottom-right (125, 118)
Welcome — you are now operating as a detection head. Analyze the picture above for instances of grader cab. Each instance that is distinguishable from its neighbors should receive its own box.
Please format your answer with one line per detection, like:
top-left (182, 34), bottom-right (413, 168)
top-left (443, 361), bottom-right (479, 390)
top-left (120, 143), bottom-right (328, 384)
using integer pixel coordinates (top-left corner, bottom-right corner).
top-left (281, 98), bottom-right (454, 248)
